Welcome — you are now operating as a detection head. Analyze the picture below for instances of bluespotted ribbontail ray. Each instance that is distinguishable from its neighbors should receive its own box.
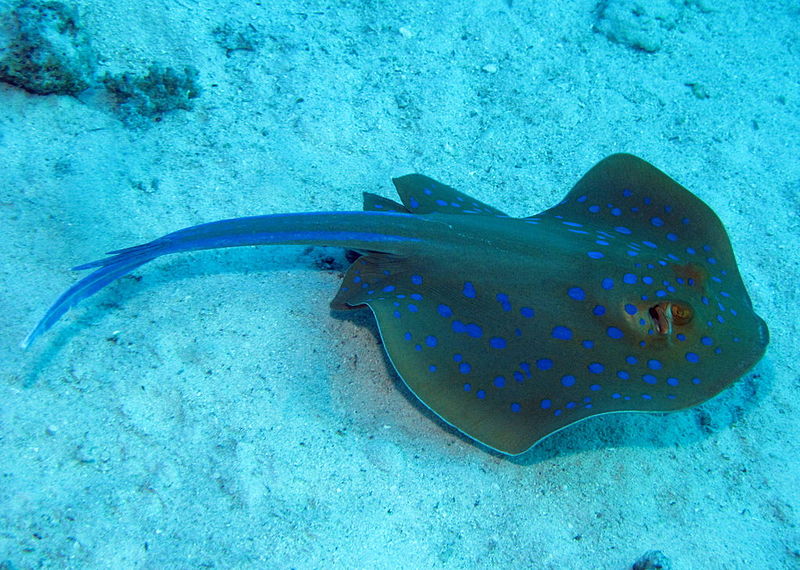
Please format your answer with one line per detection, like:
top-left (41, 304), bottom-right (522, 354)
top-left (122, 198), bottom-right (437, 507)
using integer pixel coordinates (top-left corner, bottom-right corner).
top-left (24, 154), bottom-right (769, 455)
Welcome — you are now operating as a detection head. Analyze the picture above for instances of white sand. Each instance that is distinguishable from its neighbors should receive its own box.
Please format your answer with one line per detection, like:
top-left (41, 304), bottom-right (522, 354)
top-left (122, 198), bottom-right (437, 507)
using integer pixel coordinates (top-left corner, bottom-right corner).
top-left (1, 0), bottom-right (798, 567)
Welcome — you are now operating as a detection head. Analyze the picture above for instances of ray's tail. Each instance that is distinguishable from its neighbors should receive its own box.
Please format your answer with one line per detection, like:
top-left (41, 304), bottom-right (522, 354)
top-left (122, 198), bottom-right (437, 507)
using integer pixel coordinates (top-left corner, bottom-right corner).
top-left (23, 211), bottom-right (426, 348)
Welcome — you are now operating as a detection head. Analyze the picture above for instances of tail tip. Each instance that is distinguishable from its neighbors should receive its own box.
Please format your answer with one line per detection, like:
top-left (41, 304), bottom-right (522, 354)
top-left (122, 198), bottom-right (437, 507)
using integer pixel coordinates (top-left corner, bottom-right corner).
top-left (20, 329), bottom-right (37, 350)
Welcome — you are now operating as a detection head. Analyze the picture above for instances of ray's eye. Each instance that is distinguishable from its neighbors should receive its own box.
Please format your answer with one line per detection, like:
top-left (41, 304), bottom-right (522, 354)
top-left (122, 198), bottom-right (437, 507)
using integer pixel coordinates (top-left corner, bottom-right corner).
top-left (648, 301), bottom-right (693, 335)
top-left (648, 304), bottom-right (670, 334)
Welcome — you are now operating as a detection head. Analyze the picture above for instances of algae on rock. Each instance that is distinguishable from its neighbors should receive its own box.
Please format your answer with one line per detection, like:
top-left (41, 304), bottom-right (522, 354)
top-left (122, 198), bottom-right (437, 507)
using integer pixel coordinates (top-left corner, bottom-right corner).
top-left (0, 0), bottom-right (95, 95)
top-left (102, 65), bottom-right (202, 126)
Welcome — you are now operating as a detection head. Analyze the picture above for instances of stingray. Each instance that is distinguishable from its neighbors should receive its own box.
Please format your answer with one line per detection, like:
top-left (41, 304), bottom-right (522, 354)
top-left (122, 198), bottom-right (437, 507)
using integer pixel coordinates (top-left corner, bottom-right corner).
top-left (23, 154), bottom-right (769, 455)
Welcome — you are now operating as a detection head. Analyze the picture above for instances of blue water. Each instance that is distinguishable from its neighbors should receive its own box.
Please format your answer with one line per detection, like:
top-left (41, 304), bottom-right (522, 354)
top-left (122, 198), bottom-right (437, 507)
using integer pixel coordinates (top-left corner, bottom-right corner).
top-left (1, 0), bottom-right (797, 567)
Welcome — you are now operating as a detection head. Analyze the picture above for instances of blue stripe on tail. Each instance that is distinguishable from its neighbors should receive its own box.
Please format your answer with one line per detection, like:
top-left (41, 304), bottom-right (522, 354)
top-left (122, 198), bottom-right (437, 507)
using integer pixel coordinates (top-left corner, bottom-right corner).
top-left (23, 211), bottom-right (424, 348)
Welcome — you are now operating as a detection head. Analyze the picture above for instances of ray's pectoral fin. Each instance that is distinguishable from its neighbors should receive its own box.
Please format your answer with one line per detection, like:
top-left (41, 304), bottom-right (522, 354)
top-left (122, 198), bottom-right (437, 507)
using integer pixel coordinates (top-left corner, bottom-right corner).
top-left (547, 154), bottom-right (738, 279)
top-left (330, 253), bottom-right (411, 310)
top-left (330, 251), bottom-right (543, 455)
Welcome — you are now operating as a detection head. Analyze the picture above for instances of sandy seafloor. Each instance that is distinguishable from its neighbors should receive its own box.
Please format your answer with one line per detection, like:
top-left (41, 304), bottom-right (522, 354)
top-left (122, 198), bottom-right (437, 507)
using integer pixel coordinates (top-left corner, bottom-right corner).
top-left (1, 0), bottom-right (798, 567)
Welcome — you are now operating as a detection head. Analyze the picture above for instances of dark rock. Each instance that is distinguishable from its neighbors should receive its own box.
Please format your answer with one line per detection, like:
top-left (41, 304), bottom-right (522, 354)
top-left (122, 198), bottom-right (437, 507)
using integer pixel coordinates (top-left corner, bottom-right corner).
top-left (0, 0), bottom-right (95, 95)
top-left (632, 549), bottom-right (673, 570)
top-left (102, 64), bottom-right (201, 126)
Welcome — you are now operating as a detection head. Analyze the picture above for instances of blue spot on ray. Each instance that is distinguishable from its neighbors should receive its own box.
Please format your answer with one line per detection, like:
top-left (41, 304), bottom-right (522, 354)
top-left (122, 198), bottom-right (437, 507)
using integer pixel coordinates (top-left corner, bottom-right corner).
top-left (463, 281), bottom-right (476, 298)
top-left (452, 320), bottom-right (482, 338)
top-left (496, 293), bottom-right (511, 311)
top-left (568, 287), bottom-right (586, 301)
top-left (437, 304), bottom-right (453, 318)
top-left (552, 326), bottom-right (573, 340)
